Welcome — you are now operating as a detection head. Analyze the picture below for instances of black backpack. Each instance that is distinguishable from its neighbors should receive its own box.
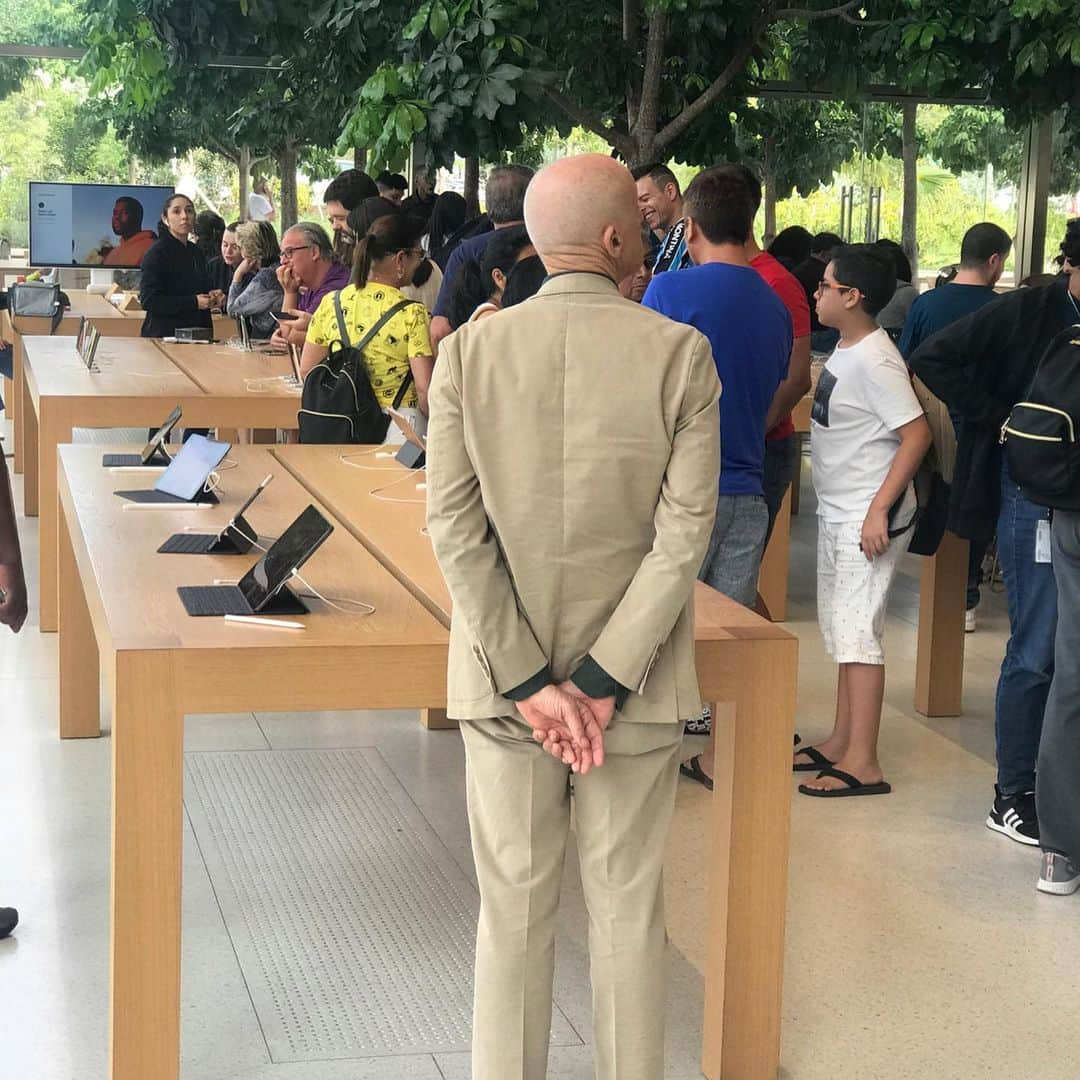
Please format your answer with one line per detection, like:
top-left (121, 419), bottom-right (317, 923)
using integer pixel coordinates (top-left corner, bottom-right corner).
top-left (298, 293), bottom-right (418, 444)
top-left (1001, 324), bottom-right (1080, 510)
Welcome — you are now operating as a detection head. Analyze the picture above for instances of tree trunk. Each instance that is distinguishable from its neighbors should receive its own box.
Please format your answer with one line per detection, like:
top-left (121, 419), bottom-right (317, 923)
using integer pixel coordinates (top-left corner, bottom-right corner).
top-left (278, 143), bottom-right (299, 232)
top-left (762, 134), bottom-right (777, 246)
top-left (354, 147), bottom-right (367, 171)
top-left (901, 103), bottom-right (919, 283)
top-left (238, 146), bottom-right (251, 223)
top-left (464, 156), bottom-right (481, 218)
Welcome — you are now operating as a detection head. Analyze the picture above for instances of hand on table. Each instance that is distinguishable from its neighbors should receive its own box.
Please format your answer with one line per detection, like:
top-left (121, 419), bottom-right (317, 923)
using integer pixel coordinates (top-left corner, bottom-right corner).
top-left (0, 561), bottom-right (28, 633)
top-left (208, 289), bottom-right (226, 311)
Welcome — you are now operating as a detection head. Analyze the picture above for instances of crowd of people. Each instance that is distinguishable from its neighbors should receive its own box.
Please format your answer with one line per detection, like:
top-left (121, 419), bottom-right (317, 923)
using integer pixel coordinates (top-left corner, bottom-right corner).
top-left (5, 147), bottom-right (1076, 1075)
top-left (125, 156), bottom-right (1080, 900)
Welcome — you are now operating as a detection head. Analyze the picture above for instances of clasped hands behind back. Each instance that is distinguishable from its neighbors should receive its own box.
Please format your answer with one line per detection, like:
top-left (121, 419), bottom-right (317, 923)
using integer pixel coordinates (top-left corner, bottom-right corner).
top-left (517, 682), bottom-right (615, 775)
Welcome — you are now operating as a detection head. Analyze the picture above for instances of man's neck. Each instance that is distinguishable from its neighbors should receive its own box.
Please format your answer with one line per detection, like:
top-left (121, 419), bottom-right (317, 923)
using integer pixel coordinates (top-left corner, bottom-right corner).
top-left (661, 202), bottom-right (685, 234)
top-left (690, 242), bottom-right (751, 269)
top-left (743, 235), bottom-right (762, 261)
top-left (538, 253), bottom-right (616, 280)
top-left (835, 315), bottom-right (879, 348)
top-left (307, 260), bottom-right (332, 292)
top-left (951, 269), bottom-right (991, 287)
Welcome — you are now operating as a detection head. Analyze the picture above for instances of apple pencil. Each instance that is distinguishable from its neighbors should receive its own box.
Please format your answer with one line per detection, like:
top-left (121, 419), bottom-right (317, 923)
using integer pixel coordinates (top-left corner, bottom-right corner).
top-left (121, 502), bottom-right (213, 511)
top-left (223, 614), bottom-right (305, 630)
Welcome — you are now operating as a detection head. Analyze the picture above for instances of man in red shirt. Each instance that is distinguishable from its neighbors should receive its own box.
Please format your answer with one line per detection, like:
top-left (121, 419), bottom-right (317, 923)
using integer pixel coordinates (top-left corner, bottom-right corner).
top-left (729, 165), bottom-right (812, 561)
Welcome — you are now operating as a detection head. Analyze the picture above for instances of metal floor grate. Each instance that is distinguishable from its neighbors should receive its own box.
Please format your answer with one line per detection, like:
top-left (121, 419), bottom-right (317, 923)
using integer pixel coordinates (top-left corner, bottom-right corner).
top-left (184, 748), bottom-right (579, 1062)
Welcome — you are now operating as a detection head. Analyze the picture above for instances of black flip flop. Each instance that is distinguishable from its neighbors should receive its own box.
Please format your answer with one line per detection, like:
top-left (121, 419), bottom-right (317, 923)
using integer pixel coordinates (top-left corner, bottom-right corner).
top-left (798, 766), bottom-right (892, 798)
top-left (793, 746), bottom-right (835, 773)
top-left (794, 733), bottom-right (802, 747)
top-left (679, 754), bottom-right (714, 791)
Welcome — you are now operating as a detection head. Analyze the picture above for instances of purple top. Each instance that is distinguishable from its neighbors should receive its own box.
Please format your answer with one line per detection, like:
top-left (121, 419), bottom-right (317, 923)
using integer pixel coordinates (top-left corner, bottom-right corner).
top-left (297, 262), bottom-right (351, 315)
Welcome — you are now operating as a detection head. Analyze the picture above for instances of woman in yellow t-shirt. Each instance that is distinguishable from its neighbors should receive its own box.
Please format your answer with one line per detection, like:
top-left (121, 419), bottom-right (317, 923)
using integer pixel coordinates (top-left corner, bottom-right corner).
top-left (302, 214), bottom-right (435, 414)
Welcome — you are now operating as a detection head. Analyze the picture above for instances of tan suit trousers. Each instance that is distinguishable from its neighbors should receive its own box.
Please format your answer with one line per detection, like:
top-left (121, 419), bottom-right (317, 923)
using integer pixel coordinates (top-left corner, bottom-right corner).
top-left (460, 715), bottom-right (683, 1080)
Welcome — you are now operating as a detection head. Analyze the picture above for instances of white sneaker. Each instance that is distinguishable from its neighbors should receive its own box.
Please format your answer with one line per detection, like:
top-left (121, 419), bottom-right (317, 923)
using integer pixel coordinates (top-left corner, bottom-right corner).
top-left (965, 609), bottom-right (977, 633)
top-left (1037, 852), bottom-right (1080, 895)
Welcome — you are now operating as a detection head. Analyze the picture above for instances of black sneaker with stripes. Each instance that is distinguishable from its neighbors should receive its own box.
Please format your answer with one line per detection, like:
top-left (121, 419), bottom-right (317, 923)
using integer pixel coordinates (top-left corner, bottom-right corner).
top-left (986, 785), bottom-right (1040, 846)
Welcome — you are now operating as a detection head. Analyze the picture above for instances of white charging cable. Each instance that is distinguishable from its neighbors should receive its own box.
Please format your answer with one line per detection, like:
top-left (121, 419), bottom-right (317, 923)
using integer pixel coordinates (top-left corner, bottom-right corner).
top-left (368, 468), bottom-right (427, 504)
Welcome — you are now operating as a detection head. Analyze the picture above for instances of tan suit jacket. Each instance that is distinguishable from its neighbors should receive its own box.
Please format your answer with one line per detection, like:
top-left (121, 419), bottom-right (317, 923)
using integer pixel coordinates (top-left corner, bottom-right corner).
top-left (426, 272), bottom-right (721, 724)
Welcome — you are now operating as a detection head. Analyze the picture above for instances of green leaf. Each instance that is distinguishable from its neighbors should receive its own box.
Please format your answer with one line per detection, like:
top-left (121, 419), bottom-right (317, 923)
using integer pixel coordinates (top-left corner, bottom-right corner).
top-left (430, 1), bottom-right (450, 40)
top-left (403, 2), bottom-right (433, 40)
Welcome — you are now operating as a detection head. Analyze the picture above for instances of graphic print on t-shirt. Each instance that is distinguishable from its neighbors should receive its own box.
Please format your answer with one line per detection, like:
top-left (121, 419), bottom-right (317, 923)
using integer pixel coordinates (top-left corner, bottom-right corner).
top-left (812, 367), bottom-right (838, 427)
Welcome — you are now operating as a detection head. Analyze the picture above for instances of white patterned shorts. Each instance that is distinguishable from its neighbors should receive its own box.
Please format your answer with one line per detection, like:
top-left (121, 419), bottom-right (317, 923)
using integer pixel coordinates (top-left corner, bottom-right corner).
top-left (817, 518), bottom-right (910, 666)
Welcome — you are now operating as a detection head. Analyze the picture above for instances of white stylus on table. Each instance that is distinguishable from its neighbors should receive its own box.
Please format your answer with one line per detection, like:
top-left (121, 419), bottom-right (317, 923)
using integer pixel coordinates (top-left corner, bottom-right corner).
top-left (223, 614), bottom-right (305, 630)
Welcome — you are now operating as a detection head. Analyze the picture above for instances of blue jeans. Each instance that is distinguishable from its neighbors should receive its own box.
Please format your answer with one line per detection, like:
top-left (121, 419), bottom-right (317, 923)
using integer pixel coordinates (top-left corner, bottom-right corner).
top-left (994, 460), bottom-right (1057, 794)
top-left (0, 343), bottom-right (12, 411)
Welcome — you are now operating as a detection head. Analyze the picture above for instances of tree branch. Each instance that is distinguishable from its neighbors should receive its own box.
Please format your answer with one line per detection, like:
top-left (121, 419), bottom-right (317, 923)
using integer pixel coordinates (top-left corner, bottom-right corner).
top-left (544, 86), bottom-right (635, 158)
top-left (624, 0), bottom-right (640, 131)
top-left (633, 9), bottom-right (667, 141)
top-left (654, 2), bottom-right (780, 152)
top-left (775, 0), bottom-right (861, 19)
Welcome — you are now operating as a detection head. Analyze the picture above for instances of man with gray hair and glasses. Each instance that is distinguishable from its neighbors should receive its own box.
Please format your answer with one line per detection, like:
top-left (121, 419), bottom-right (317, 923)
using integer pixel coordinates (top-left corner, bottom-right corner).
top-left (428, 163), bottom-right (534, 351)
top-left (271, 221), bottom-right (350, 351)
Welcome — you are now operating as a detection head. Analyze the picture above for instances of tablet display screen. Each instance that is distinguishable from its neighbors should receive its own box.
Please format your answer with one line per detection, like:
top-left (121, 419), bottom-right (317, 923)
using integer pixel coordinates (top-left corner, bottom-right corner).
top-left (238, 504), bottom-right (333, 612)
top-left (141, 405), bottom-right (182, 462)
top-left (153, 434), bottom-right (229, 501)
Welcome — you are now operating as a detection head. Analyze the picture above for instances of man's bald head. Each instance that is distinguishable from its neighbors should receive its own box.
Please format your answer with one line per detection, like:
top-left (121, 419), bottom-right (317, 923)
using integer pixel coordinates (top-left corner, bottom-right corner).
top-left (524, 155), bottom-right (644, 281)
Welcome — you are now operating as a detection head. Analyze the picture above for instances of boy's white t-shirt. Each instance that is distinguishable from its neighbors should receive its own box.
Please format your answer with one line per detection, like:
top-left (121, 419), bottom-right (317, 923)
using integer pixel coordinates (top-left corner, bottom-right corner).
top-left (810, 326), bottom-right (924, 524)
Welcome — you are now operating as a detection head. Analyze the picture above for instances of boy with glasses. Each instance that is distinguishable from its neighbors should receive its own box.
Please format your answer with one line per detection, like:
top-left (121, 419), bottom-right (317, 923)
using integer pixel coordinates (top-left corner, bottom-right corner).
top-left (796, 245), bottom-right (931, 798)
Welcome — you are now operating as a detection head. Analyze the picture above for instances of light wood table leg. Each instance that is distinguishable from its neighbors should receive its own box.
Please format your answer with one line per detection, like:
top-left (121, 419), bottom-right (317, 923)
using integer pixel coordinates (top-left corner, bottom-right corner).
top-left (110, 650), bottom-right (183, 1080)
top-left (37, 402), bottom-right (70, 633)
top-left (1, 375), bottom-right (11, 424)
top-left (59, 495), bottom-right (101, 737)
top-left (420, 708), bottom-right (459, 730)
top-left (702, 637), bottom-right (797, 1080)
top-left (915, 532), bottom-right (968, 717)
top-left (756, 485), bottom-right (792, 622)
top-left (21, 369), bottom-right (38, 515)
top-left (790, 436), bottom-right (803, 516)
top-left (12, 331), bottom-right (24, 473)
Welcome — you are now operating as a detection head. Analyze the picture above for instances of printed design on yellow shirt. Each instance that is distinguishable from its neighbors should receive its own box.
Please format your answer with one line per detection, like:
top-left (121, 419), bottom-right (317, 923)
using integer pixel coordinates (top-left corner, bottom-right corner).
top-left (307, 283), bottom-right (433, 409)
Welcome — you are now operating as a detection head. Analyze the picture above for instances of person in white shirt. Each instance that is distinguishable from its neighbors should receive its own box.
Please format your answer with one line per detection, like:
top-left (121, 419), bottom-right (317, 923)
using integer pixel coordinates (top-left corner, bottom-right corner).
top-left (247, 179), bottom-right (276, 223)
top-left (796, 244), bottom-right (931, 798)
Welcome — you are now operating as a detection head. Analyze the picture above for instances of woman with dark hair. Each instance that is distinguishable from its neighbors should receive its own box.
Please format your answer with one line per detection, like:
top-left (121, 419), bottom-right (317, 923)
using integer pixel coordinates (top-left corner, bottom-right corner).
top-left (767, 225), bottom-right (812, 270)
top-left (874, 237), bottom-right (918, 336)
top-left (426, 191), bottom-right (469, 270)
top-left (226, 221), bottom-right (283, 339)
top-left (139, 193), bottom-right (220, 338)
top-left (194, 211), bottom-right (226, 262)
top-left (347, 197), bottom-right (444, 311)
top-left (302, 214), bottom-right (435, 414)
top-left (446, 224), bottom-right (534, 325)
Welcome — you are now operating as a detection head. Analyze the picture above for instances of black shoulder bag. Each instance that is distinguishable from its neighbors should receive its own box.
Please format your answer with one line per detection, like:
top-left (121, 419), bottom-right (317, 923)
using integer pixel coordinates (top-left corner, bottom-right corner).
top-left (298, 293), bottom-right (419, 444)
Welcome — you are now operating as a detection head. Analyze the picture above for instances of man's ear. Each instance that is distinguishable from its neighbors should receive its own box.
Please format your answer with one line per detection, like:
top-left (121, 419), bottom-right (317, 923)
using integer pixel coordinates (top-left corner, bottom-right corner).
top-left (683, 217), bottom-right (698, 245)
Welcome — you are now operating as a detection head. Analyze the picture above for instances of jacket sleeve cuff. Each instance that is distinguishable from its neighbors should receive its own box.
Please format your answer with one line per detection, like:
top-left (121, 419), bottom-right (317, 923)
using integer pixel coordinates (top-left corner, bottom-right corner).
top-left (571, 655), bottom-right (631, 710)
top-left (502, 665), bottom-right (553, 702)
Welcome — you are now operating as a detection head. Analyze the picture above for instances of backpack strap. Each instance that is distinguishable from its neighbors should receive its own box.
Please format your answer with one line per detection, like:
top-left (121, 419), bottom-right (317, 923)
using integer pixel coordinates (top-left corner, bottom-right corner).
top-left (347, 298), bottom-right (421, 406)
top-left (332, 291), bottom-right (350, 349)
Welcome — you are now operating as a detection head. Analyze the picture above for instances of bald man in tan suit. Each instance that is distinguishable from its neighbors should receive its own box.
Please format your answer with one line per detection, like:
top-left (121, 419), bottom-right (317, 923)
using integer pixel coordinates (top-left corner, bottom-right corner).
top-left (426, 155), bottom-right (721, 1080)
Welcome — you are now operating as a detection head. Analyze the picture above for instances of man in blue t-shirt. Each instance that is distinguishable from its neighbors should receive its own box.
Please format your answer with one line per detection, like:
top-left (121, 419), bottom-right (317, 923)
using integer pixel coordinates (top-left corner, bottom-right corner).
top-left (643, 165), bottom-right (792, 608)
top-left (899, 221), bottom-right (1012, 628)
top-left (643, 164), bottom-right (791, 791)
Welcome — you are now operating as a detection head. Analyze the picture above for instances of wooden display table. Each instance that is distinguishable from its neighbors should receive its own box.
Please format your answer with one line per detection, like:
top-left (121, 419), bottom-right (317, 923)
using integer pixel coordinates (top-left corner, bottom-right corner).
top-left (2, 290), bottom-right (142, 471)
top-left (272, 443), bottom-right (798, 1080)
top-left (57, 445), bottom-right (450, 1080)
top-left (21, 335), bottom-right (298, 631)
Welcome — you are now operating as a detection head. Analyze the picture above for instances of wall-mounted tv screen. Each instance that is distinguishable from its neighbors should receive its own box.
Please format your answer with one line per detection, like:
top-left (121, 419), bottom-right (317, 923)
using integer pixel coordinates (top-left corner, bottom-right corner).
top-left (29, 181), bottom-right (175, 269)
